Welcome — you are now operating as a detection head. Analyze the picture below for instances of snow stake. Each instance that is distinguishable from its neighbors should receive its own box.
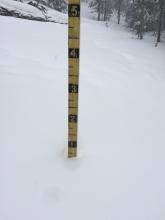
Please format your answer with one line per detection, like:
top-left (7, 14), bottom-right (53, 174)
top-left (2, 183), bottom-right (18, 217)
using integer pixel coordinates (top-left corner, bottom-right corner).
top-left (68, 0), bottom-right (80, 157)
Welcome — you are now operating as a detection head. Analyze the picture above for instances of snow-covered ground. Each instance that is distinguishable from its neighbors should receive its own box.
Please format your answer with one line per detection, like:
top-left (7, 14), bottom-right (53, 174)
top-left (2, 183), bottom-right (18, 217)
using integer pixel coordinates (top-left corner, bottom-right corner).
top-left (0, 0), bottom-right (67, 23)
top-left (1, 3), bottom-right (165, 220)
top-left (0, 0), bottom-right (43, 17)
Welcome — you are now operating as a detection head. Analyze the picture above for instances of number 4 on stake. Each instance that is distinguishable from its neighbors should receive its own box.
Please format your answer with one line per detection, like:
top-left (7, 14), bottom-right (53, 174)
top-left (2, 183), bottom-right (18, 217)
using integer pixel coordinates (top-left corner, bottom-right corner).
top-left (68, 0), bottom-right (80, 158)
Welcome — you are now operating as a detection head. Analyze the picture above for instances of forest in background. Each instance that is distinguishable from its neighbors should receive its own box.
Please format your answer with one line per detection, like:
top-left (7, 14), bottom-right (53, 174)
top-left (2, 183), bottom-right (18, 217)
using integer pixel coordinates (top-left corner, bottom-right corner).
top-left (5, 0), bottom-right (165, 42)
top-left (89, 0), bottom-right (165, 43)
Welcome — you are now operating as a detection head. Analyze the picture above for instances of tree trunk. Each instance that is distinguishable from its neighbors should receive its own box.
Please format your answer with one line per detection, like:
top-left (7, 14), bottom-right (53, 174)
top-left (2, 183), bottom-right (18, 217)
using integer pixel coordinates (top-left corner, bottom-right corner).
top-left (139, 0), bottom-right (144, 40)
top-left (98, 0), bottom-right (101, 21)
top-left (157, 0), bottom-right (164, 42)
top-left (103, 0), bottom-right (107, 21)
top-left (117, 0), bottom-right (122, 24)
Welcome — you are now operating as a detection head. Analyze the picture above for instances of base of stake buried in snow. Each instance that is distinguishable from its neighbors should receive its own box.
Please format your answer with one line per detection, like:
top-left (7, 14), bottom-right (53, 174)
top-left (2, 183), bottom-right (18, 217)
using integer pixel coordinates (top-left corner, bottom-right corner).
top-left (64, 147), bottom-right (85, 159)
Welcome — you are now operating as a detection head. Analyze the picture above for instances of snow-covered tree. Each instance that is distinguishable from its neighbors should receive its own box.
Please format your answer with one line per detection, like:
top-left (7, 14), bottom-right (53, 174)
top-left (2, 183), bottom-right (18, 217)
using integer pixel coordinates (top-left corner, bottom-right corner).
top-left (89, 0), bottom-right (113, 21)
top-left (125, 0), bottom-right (165, 40)
top-left (47, 0), bottom-right (67, 12)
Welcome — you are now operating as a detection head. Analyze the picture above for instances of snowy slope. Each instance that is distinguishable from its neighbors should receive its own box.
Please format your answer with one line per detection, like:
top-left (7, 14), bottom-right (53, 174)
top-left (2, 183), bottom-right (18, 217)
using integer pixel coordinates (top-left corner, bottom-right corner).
top-left (45, 6), bottom-right (67, 23)
top-left (0, 0), bottom-right (44, 17)
top-left (1, 3), bottom-right (165, 220)
top-left (0, 0), bottom-right (67, 23)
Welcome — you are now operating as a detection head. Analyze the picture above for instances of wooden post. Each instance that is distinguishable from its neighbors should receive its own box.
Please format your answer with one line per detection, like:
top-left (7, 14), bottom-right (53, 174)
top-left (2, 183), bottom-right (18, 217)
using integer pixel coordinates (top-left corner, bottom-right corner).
top-left (68, 0), bottom-right (80, 158)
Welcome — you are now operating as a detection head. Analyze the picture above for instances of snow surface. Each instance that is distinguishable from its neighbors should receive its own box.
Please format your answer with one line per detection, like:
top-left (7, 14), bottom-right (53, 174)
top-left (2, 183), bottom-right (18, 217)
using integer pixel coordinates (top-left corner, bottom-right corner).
top-left (0, 0), bottom-right (44, 17)
top-left (45, 6), bottom-right (67, 23)
top-left (1, 3), bottom-right (165, 220)
top-left (0, 0), bottom-right (67, 23)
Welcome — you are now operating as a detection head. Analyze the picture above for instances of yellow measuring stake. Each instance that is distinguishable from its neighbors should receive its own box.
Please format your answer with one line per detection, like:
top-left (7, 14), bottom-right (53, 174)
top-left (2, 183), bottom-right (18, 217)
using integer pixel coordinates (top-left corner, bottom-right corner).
top-left (68, 0), bottom-right (80, 158)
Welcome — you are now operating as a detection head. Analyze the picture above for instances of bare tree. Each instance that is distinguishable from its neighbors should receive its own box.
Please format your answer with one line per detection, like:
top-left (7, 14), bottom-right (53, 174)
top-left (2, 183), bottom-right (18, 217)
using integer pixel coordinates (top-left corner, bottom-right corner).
top-left (117, 0), bottom-right (123, 24)
top-left (157, 0), bottom-right (164, 42)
